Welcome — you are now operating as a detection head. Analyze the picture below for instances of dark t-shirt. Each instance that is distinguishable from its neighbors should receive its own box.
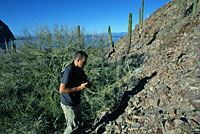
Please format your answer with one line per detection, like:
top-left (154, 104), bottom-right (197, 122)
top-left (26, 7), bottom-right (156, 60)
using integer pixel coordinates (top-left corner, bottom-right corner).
top-left (61, 62), bottom-right (87, 106)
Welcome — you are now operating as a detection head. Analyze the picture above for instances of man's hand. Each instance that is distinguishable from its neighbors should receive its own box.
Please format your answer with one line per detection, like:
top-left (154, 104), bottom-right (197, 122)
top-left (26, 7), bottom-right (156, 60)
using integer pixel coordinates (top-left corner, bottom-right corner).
top-left (79, 82), bottom-right (88, 91)
top-left (59, 82), bottom-right (88, 93)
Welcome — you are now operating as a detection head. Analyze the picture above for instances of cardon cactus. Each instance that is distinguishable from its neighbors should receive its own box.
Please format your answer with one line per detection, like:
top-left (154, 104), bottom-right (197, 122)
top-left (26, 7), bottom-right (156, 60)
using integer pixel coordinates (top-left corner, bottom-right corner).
top-left (108, 25), bottom-right (114, 48)
top-left (76, 25), bottom-right (84, 48)
top-left (127, 13), bottom-right (132, 54)
top-left (5, 40), bottom-right (9, 51)
top-left (183, 0), bottom-right (187, 10)
top-left (11, 40), bottom-right (16, 52)
top-left (193, 0), bottom-right (197, 16)
top-left (139, 7), bottom-right (142, 25)
top-left (77, 25), bottom-right (80, 38)
top-left (142, 0), bottom-right (144, 24)
top-left (128, 13), bottom-right (132, 40)
top-left (177, 0), bottom-right (181, 9)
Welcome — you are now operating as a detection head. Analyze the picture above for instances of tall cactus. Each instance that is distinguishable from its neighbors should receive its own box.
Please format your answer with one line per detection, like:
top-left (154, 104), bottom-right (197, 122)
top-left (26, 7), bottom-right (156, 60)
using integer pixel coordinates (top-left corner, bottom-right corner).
top-left (142, 0), bottom-right (144, 25)
top-left (5, 40), bottom-right (9, 51)
top-left (128, 13), bottom-right (132, 39)
top-left (11, 40), bottom-right (16, 52)
top-left (185, 0), bottom-right (188, 6)
top-left (76, 25), bottom-right (83, 48)
top-left (13, 43), bottom-right (16, 52)
top-left (11, 40), bottom-right (14, 50)
top-left (127, 13), bottom-right (132, 54)
top-left (108, 25), bottom-right (114, 48)
top-left (77, 25), bottom-right (80, 38)
top-left (177, 0), bottom-right (181, 9)
top-left (139, 7), bottom-right (142, 25)
top-left (184, 0), bottom-right (187, 9)
top-left (193, 0), bottom-right (197, 16)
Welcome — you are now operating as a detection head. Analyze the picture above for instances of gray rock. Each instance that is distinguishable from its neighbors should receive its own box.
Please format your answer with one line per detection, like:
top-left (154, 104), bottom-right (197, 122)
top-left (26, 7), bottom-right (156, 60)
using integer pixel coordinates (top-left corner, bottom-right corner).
top-left (190, 97), bottom-right (200, 110)
top-left (102, 0), bottom-right (200, 133)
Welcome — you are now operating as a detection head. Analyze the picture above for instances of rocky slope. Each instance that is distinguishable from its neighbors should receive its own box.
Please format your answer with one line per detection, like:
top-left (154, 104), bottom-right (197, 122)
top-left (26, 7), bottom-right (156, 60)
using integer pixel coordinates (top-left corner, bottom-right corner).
top-left (91, 0), bottom-right (200, 134)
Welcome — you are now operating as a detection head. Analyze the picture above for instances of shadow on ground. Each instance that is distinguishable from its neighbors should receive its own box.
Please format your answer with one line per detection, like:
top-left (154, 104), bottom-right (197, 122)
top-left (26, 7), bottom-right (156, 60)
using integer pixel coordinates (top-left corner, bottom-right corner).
top-left (83, 72), bottom-right (157, 134)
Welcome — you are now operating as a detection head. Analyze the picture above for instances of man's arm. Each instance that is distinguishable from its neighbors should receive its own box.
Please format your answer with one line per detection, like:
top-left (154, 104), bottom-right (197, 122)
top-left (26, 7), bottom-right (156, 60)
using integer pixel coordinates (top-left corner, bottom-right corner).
top-left (59, 82), bottom-right (88, 94)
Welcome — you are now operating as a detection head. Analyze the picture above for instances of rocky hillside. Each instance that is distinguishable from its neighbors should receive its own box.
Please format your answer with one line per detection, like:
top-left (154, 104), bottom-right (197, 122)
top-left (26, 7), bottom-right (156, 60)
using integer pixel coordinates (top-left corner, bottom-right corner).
top-left (89, 0), bottom-right (200, 134)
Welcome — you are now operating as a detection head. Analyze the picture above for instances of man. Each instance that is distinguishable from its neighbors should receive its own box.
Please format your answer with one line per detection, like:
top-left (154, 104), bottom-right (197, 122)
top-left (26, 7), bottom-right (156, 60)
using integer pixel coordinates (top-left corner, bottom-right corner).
top-left (59, 51), bottom-right (89, 134)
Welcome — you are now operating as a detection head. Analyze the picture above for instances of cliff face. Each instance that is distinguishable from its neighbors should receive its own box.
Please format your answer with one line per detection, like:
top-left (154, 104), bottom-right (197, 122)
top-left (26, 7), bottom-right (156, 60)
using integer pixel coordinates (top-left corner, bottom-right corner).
top-left (103, 0), bottom-right (200, 133)
top-left (0, 19), bottom-right (15, 49)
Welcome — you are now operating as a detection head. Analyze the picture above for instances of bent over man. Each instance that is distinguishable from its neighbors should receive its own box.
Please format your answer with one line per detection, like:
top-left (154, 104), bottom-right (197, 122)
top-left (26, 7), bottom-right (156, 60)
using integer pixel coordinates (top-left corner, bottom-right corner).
top-left (59, 51), bottom-right (88, 134)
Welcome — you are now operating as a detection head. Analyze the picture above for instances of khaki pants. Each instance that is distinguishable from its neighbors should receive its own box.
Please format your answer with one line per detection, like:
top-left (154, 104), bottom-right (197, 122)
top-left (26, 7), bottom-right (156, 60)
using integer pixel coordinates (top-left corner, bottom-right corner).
top-left (61, 103), bottom-right (82, 134)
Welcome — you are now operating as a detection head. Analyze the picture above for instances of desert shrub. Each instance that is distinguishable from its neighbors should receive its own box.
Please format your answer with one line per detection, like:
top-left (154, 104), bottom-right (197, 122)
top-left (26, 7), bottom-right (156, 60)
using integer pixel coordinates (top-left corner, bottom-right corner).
top-left (0, 24), bottom-right (139, 133)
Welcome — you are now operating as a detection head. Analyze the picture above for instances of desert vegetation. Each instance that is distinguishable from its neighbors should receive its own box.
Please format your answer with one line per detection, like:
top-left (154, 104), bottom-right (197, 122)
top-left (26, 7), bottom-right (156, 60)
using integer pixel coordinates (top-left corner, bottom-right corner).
top-left (0, 24), bottom-right (140, 133)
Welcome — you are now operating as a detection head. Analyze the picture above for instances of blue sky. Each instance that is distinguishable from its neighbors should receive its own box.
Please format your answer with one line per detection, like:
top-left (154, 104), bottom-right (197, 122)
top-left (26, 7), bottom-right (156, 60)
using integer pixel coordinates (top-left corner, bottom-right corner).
top-left (0, 0), bottom-right (171, 36)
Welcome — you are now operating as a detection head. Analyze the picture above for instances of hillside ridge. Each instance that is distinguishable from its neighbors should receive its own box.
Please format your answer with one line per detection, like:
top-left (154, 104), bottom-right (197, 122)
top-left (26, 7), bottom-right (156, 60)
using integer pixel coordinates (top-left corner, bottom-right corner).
top-left (92, 0), bottom-right (200, 133)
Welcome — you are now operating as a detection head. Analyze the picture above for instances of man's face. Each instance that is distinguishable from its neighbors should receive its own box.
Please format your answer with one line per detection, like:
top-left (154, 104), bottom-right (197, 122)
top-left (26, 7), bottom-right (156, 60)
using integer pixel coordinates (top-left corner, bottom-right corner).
top-left (77, 56), bottom-right (87, 68)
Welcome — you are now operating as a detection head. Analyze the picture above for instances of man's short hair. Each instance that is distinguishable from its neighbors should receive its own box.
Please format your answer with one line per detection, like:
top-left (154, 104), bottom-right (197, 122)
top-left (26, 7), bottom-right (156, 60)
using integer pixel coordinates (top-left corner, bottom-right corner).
top-left (74, 51), bottom-right (88, 60)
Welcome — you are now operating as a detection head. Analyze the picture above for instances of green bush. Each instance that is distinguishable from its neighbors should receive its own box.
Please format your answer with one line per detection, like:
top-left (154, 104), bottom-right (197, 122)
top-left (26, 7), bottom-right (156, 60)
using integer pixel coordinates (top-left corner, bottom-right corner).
top-left (0, 24), bottom-right (139, 133)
